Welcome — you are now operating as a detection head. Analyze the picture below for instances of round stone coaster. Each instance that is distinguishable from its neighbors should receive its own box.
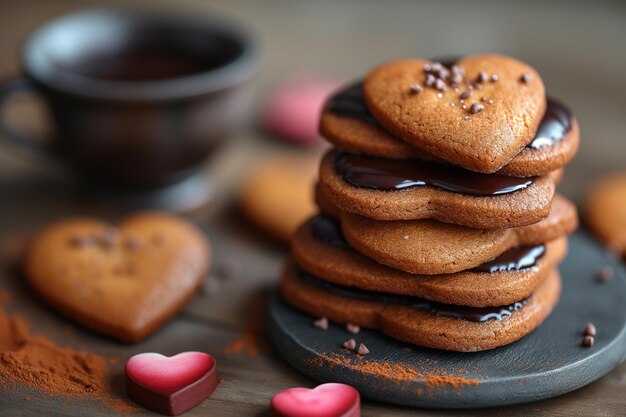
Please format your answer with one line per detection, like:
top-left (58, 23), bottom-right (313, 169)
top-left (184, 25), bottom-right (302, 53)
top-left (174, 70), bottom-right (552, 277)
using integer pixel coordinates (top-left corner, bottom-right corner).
top-left (267, 231), bottom-right (626, 408)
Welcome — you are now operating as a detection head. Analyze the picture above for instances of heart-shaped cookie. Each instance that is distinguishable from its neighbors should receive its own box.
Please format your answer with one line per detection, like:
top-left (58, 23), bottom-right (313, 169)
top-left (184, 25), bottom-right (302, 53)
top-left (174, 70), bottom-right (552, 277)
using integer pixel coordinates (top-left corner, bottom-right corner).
top-left (363, 55), bottom-right (546, 173)
top-left (25, 212), bottom-right (210, 342)
top-left (340, 195), bottom-right (578, 275)
top-left (271, 383), bottom-right (360, 417)
top-left (126, 352), bottom-right (218, 416)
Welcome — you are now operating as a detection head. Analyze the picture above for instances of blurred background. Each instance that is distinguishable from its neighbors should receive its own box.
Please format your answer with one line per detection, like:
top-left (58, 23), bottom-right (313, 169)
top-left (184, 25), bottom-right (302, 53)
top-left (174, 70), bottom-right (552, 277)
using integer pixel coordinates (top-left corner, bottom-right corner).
top-left (1, 0), bottom-right (625, 208)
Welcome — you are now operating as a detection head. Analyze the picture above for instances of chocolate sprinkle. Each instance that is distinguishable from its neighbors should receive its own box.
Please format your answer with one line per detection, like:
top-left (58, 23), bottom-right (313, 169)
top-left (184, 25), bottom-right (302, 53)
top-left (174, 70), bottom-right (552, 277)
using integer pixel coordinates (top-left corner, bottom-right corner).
top-left (470, 103), bottom-right (485, 114)
top-left (313, 317), bottom-right (329, 330)
top-left (346, 324), bottom-right (360, 335)
top-left (584, 322), bottom-right (597, 337)
top-left (520, 73), bottom-right (532, 84)
top-left (343, 338), bottom-right (356, 350)
top-left (477, 71), bottom-right (488, 83)
top-left (596, 266), bottom-right (614, 283)
top-left (410, 84), bottom-right (423, 94)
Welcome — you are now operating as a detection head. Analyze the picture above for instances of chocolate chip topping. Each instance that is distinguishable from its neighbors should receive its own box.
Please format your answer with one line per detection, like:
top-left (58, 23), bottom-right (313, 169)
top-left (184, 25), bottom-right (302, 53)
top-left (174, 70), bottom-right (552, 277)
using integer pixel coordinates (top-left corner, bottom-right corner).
top-left (343, 338), bottom-right (356, 350)
top-left (584, 322), bottom-right (596, 337)
top-left (470, 103), bottom-right (485, 114)
top-left (357, 343), bottom-right (370, 355)
top-left (410, 84), bottom-right (423, 94)
top-left (596, 266), bottom-right (614, 283)
top-left (313, 317), bottom-right (329, 330)
top-left (477, 71), bottom-right (488, 84)
top-left (520, 73), bottom-right (532, 84)
top-left (435, 79), bottom-right (447, 91)
top-left (346, 323), bottom-right (360, 334)
top-left (460, 88), bottom-right (473, 99)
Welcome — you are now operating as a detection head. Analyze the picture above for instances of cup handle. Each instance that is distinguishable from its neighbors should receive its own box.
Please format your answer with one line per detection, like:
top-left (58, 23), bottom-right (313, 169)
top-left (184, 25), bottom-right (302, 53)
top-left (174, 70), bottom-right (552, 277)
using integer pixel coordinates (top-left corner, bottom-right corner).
top-left (0, 76), bottom-right (55, 157)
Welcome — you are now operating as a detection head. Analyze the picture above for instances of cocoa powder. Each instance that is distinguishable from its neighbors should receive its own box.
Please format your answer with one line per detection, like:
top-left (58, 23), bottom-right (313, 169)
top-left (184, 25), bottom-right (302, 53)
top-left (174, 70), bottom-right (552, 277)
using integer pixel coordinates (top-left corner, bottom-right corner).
top-left (0, 305), bottom-right (136, 413)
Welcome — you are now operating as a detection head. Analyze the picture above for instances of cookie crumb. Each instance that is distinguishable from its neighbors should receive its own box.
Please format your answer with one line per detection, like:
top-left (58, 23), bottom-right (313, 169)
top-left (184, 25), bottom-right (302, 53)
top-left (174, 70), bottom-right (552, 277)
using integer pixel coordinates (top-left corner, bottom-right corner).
top-left (520, 73), bottom-right (532, 84)
top-left (460, 88), bottom-right (472, 99)
top-left (582, 335), bottom-right (594, 347)
top-left (403, 235), bottom-right (409, 240)
top-left (343, 338), bottom-right (356, 350)
top-left (450, 102), bottom-right (456, 107)
top-left (346, 323), bottom-right (360, 334)
top-left (313, 317), bottom-right (329, 330)
top-left (218, 377), bottom-right (225, 385)
top-left (596, 266), bottom-right (614, 283)
top-left (357, 343), bottom-right (369, 355)
top-left (470, 103), bottom-right (485, 114)
top-left (488, 99), bottom-right (494, 104)
top-left (584, 322), bottom-right (596, 337)
top-left (464, 115), bottom-right (471, 120)
top-left (410, 84), bottom-right (423, 94)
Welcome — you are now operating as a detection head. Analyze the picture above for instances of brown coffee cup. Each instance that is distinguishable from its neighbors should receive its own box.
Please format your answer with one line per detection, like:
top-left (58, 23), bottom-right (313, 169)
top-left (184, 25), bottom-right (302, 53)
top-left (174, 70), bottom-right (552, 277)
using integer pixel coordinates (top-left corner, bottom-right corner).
top-left (0, 8), bottom-right (260, 187)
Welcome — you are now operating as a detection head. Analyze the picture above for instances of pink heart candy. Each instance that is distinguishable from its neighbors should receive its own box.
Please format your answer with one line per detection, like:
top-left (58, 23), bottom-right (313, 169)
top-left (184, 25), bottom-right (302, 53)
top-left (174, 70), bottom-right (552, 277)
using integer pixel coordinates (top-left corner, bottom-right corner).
top-left (126, 352), bottom-right (217, 416)
top-left (271, 383), bottom-right (360, 417)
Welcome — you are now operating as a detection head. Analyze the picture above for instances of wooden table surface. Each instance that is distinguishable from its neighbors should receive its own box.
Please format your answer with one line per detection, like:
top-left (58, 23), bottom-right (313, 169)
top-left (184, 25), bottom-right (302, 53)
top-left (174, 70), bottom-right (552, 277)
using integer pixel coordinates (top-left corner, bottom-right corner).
top-left (1, 1), bottom-right (626, 416)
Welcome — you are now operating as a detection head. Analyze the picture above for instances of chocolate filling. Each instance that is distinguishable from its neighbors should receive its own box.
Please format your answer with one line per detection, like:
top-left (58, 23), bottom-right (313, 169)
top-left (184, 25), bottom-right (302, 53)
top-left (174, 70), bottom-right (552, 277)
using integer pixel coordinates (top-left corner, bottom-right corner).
top-left (326, 82), bottom-right (572, 150)
top-left (311, 215), bottom-right (545, 273)
top-left (334, 152), bottom-right (535, 195)
top-left (294, 264), bottom-right (527, 322)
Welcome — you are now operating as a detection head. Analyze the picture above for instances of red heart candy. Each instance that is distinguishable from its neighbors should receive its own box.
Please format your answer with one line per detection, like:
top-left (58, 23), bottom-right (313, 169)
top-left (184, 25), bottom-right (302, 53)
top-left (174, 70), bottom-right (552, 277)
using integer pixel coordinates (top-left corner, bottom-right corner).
top-left (271, 383), bottom-right (360, 417)
top-left (126, 352), bottom-right (217, 416)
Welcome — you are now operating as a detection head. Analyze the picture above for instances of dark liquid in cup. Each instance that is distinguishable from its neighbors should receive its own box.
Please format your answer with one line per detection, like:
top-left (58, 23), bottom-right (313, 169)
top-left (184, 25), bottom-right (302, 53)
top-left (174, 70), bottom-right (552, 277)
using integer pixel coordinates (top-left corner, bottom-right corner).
top-left (63, 37), bottom-right (242, 81)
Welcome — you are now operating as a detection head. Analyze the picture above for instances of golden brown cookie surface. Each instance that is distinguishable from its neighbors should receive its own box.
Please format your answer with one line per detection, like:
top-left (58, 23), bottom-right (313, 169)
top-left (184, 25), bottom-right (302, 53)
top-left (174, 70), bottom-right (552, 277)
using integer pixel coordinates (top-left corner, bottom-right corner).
top-left (584, 172), bottom-right (626, 258)
top-left (281, 261), bottom-right (561, 352)
top-left (319, 150), bottom-right (556, 228)
top-left (341, 195), bottom-right (578, 275)
top-left (292, 216), bottom-right (567, 307)
top-left (363, 55), bottom-right (546, 173)
top-left (25, 212), bottom-right (210, 342)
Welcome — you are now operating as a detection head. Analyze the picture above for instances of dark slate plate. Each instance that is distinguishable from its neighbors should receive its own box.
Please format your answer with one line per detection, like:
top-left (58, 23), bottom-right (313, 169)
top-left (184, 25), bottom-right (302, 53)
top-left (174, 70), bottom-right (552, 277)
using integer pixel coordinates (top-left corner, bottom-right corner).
top-left (267, 231), bottom-right (626, 408)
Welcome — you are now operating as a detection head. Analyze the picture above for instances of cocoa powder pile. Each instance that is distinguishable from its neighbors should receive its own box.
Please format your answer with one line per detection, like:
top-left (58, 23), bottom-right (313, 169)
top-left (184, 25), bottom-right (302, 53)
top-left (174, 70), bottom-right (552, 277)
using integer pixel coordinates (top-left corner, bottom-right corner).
top-left (0, 305), bottom-right (136, 413)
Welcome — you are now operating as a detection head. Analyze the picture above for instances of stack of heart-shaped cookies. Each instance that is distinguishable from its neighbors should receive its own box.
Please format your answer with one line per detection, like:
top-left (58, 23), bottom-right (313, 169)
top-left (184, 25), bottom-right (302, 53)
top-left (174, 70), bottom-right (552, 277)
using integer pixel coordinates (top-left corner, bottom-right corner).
top-left (281, 54), bottom-right (579, 352)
